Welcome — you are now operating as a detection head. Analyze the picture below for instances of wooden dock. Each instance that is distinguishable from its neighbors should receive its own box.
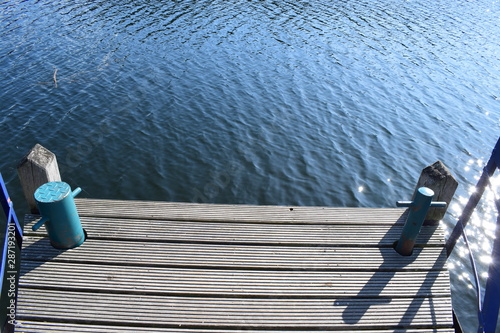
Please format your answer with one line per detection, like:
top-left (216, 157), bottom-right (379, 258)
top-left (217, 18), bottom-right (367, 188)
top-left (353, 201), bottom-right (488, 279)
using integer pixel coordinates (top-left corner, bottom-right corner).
top-left (15, 198), bottom-right (454, 332)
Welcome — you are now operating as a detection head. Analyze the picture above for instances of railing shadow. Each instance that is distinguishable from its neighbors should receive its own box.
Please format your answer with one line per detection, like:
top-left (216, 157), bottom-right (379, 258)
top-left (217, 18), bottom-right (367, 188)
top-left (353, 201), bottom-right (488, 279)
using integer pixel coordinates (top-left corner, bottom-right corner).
top-left (341, 211), bottom-right (446, 327)
top-left (395, 247), bottom-right (447, 328)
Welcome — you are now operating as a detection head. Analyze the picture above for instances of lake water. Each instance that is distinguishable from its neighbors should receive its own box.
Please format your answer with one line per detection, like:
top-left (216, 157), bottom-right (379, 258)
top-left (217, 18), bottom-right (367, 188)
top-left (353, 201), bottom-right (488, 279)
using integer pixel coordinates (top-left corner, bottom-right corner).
top-left (1, 0), bottom-right (499, 331)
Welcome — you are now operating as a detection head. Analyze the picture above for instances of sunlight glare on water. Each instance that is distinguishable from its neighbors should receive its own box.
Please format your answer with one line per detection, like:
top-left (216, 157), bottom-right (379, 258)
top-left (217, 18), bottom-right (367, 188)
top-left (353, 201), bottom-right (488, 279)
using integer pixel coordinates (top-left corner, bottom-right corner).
top-left (445, 167), bottom-right (500, 332)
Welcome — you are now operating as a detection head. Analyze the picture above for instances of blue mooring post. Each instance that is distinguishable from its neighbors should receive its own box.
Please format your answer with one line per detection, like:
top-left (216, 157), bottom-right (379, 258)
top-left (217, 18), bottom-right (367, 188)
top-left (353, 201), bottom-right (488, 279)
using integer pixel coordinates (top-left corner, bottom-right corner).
top-left (395, 187), bottom-right (446, 256)
top-left (31, 181), bottom-right (85, 249)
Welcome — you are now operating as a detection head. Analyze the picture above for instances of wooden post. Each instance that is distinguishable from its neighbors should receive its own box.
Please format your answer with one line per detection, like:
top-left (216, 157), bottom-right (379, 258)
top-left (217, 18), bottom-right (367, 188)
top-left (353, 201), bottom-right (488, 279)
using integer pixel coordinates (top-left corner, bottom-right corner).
top-left (17, 144), bottom-right (61, 213)
top-left (413, 161), bottom-right (458, 224)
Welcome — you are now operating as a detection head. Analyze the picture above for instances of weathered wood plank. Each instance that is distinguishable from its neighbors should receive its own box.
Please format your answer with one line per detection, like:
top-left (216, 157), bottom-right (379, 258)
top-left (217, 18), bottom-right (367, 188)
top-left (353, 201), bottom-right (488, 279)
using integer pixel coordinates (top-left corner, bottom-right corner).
top-left (16, 289), bottom-right (453, 329)
top-left (19, 262), bottom-right (451, 298)
top-left (18, 199), bottom-right (453, 331)
top-left (21, 237), bottom-right (447, 271)
top-left (75, 198), bottom-right (409, 225)
top-left (15, 321), bottom-right (456, 333)
top-left (23, 215), bottom-right (445, 246)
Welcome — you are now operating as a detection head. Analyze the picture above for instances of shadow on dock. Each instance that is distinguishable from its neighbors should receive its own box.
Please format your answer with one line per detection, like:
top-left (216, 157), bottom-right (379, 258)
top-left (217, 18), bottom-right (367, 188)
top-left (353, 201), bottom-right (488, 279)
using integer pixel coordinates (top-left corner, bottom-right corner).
top-left (342, 211), bottom-right (446, 326)
top-left (20, 215), bottom-right (68, 277)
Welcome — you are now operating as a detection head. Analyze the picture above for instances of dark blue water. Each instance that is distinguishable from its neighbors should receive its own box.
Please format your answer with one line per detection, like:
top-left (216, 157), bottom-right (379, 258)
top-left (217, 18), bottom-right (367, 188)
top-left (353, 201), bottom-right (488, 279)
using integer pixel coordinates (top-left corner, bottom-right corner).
top-left (1, 0), bottom-right (500, 330)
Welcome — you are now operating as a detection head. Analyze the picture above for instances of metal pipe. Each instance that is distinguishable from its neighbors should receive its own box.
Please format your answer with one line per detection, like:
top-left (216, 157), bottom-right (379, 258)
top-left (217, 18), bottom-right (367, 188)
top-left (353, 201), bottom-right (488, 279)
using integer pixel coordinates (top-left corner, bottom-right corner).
top-left (33, 182), bottom-right (85, 249)
top-left (395, 187), bottom-right (446, 256)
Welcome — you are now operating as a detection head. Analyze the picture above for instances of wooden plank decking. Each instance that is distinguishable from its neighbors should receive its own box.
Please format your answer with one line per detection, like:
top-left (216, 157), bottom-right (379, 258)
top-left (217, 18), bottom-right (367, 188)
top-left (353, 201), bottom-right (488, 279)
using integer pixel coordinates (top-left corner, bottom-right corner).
top-left (16, 198), bottom-right (454, 332)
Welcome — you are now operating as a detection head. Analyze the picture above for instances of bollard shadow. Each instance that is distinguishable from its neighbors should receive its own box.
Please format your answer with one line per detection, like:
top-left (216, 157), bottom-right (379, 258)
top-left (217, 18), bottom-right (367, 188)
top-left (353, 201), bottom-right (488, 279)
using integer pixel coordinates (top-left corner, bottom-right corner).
top-left (19, 215), bottom-right (69, 277)
top-left (341, 210), bottom-right (446, 327)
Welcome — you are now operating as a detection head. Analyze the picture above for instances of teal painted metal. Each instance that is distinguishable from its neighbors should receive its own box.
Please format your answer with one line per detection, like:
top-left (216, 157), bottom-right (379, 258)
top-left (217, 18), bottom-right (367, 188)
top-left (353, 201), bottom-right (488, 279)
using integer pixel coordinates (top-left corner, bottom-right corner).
top-left (33, 182), bottom-right (84, 249)
top-left (395, 187), bottom-right (446, 256)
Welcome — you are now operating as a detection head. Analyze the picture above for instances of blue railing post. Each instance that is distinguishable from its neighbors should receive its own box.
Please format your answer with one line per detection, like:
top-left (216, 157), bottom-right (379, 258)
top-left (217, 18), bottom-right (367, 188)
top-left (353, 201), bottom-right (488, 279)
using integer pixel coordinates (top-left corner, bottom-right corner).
top-left (0, 176), bottom-right (22, 247)
top-left (395, 187), bottom-right (446, 256)
top-left (482, 209), bottom-right (500, 333)
top-left (0, 173), bottom-right (23, 332)
top-left (480, 138), bottom-right (500, 333)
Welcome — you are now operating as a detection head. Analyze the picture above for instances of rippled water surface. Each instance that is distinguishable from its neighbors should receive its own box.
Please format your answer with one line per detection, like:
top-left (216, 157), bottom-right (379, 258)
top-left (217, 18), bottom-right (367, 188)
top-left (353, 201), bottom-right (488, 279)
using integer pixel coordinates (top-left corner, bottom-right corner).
top-left (1, 0), bottom-right (500, 331)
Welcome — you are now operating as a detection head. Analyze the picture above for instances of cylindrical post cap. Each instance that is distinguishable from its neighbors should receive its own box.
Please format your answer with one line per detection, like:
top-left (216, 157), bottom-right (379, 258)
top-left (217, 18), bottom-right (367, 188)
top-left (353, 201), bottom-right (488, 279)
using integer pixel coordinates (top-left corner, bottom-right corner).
top-left (417, 187), bottom-right (434, 197)
top-left (34, 181), bottom-right (71, 203)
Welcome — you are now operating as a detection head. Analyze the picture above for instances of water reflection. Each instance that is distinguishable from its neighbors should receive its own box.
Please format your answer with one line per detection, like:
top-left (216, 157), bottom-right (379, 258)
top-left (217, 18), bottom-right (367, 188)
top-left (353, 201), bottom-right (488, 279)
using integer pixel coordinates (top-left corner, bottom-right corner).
top-left (1, 0), bottom-right (500, 330)
top-left (445, 162), bottom-right (500, 332)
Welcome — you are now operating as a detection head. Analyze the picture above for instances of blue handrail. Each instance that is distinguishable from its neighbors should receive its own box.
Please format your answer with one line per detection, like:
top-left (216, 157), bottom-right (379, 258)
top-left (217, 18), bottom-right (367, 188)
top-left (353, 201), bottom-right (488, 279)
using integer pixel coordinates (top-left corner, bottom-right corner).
top-left (446, 137), bottom-right (500, 333)
top-left (0, 174), bottom-right (23, 245)
top-left (0, 172), bottom-right (23, 330)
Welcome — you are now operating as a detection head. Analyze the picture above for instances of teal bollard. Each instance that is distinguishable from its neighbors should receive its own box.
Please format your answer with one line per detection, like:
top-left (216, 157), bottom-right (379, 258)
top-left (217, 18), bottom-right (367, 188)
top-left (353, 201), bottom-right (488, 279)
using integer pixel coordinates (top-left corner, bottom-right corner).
top-left (32, 181), bottom-right (85, 249)
top-left (395, 187), bottom-right (446, 256)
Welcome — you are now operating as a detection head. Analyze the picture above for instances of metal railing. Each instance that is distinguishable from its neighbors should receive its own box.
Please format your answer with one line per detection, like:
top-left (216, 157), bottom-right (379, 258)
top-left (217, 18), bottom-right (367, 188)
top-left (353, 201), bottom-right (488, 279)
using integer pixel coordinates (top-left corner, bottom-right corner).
top-left (446, 136), bottom-right (500, 333)
top-left (0, 173), bottom-right (23, 332)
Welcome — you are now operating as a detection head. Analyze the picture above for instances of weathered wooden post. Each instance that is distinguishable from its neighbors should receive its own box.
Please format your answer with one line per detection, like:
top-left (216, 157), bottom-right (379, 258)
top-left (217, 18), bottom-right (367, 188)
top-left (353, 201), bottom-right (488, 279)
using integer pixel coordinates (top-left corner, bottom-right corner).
top-left (413, 161), bottom-right (458, 224)
top-left (17, 144), bottom-right (61, 213)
